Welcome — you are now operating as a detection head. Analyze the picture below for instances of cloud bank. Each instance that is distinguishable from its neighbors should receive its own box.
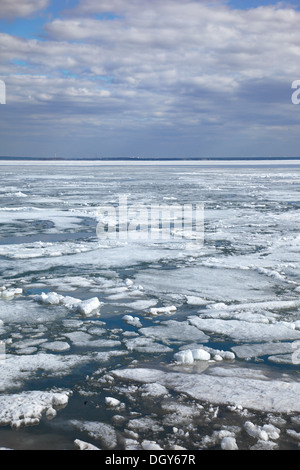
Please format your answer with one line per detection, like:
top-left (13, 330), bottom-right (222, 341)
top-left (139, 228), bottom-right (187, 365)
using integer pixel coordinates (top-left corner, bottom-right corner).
top-left (0, 0), bottom-right (299, 158)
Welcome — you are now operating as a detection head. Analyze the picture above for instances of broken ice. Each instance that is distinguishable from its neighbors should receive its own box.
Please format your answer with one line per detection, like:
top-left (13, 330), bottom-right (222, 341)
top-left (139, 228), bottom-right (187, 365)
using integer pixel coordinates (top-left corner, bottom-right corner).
top-left (1, 161), bottom-right (300, 450)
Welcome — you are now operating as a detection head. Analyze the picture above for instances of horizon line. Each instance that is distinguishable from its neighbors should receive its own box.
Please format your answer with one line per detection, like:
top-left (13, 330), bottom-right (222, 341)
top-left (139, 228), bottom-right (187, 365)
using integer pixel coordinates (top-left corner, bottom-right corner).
top-left (1, 156), bottom-right (300, 161)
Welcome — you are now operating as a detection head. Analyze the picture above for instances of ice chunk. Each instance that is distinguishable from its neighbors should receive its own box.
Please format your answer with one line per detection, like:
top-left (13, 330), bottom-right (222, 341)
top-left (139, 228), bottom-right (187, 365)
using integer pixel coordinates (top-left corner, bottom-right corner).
top-left (191, 349), bottom-right (211, 361)
top-left (127, 416), bottom-right (163, 433)
top-left (141, 440), bottom-right (163, 450)
top-left (174, 348), bottom-right (211, 364)
top-left (38, 292), bottom-right (61, 305)
top-left (185, 296), bottom-right (211, 306)
top-left (174, 350), bottom-right (194, 364)
top-left (286, 429), bottom-right (300, 441)
top-left (33, 292), bottom-right (102, 317)
top-left (139, 383), bottom-right (169, 397)
top-left (71, 420), bottom-right (117, 449)
top-left (105, 397), bottom-right (121, 408)
top-left (122, 315), bottom-right (142, 328)
top-left (149, 306), bottom-right (177, 315)
top-left (0, 288), bottom-right (22, 300)
top-left (74, 439), bottom-right (100, 450)
top-left (33, 292), bottom-right (80, 309)
top-left (0, 390), bottom-right (70, 428)
top-left (221, 436), bottom-right (238, 450)
top-left (76, 297), bottom-right (101, 316)
top-left (244, 421), bottom-right (269, 441)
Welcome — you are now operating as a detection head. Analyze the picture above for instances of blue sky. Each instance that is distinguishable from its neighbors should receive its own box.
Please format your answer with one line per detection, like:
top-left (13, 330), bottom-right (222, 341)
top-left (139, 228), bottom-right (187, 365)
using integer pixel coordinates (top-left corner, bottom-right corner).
top-left (0, 0), bottom-right (300, 159)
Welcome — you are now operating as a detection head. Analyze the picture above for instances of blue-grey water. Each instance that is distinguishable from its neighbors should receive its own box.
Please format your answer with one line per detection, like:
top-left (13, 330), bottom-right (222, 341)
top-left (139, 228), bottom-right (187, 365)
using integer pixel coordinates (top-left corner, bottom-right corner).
top-left (1, 161), bottom-right (300, 450)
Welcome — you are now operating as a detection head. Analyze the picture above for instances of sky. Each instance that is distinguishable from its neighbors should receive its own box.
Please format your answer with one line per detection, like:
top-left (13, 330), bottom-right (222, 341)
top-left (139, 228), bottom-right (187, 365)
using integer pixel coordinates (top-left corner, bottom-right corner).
top-left (0, 0), bottom-right (300, 159)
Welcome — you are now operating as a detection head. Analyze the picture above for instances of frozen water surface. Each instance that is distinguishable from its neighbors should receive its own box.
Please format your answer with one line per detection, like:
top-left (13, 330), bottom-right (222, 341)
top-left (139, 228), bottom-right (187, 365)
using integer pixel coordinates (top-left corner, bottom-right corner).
top-left (1, 161), bottom-right (300, 450)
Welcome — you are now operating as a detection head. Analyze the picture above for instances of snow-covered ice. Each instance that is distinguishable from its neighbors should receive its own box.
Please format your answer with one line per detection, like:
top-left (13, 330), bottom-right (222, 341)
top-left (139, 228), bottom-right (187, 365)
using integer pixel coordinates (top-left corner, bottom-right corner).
top-left (0, 390), bottom-right (70, 428)
top-left (112, 366), bottom-right (300, 413)
top-left (2, 162), bottom-right (300, 450)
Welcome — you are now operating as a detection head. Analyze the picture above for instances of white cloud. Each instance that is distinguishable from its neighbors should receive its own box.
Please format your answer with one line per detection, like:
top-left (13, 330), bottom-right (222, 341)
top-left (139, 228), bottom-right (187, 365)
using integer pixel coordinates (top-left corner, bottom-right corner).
top-left (0, 0), bottom-right (49, 19)
top-left (1, 0), bottom-right (300, 157)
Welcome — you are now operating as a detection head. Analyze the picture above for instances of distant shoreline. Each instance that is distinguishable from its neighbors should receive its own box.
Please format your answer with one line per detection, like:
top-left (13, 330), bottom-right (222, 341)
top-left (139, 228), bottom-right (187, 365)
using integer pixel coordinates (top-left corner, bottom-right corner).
top-left (0, 158), bottom-right (300, 166)
top-left (0, 157), bottom-right (300, 162)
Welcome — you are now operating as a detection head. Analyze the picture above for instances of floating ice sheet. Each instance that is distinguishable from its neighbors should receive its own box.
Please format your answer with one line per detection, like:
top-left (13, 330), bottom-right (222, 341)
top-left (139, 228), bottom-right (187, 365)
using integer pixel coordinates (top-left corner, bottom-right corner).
top-left (112, 366), bottom-right (300, 413)
top-left (0, 353), bottom-right (91, 392)
top-left (0, 390), bottom-right (70, 428)
top-left (134, 265), bottom-right (277, 303)
top-left (188, 316), bottom-right (300, 343)
top-left (139, 320), bottom-right (209, 344)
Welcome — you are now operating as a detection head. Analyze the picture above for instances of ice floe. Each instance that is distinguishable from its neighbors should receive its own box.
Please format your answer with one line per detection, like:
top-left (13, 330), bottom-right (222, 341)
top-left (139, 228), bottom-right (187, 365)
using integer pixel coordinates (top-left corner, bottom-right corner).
top-left (71, 420), bottom-right (117, 449)
top-left (41, 341), bottom-right (71, 352)
top-left (0, 353), bottom-right (90, 392)
top-left (139, 320), bottom-right (209, 344)
top-left (188, 316), bottom-right (300, 343)
top-left (123, 335), bottom-right (172, 353)
top-left (0, 390), bottom-right (70, 428)
top-left (112, 367), bottom-right (300, 413)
